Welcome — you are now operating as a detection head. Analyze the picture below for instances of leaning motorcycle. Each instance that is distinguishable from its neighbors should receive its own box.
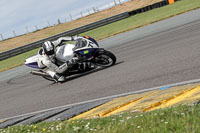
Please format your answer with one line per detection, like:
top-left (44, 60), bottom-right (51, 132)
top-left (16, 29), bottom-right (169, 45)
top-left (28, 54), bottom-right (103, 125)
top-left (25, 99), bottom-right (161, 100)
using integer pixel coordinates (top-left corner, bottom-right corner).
top-left (24, 36), bottom-right (116, 82)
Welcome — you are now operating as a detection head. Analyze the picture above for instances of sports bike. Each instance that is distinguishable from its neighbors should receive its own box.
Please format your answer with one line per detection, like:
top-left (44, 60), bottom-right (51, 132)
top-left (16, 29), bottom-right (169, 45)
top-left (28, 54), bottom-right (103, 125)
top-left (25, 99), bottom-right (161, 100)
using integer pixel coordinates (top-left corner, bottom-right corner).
top-left (25, 36), bottom-right (116, 82)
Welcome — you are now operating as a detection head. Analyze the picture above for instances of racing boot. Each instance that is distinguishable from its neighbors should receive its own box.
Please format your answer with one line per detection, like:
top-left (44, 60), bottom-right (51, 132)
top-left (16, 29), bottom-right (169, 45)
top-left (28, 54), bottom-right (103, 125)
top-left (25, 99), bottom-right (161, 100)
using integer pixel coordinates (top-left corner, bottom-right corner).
top-left (79, 63), bottom-right (87, 72)
top-left (53, 73), bottom-right (65, 82)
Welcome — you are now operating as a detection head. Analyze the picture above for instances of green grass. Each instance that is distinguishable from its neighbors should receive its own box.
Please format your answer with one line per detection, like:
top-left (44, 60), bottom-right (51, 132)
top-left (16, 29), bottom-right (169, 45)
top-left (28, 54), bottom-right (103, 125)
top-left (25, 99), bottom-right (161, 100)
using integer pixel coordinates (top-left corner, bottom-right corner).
top-left (0, 48), bottom-right (40, 72)
top-left (1, 104), bottom-right (199, 133)
top-left (83, 0), bottom-right (200, 40)
top-left (1, 0), bottom-right (200, 72)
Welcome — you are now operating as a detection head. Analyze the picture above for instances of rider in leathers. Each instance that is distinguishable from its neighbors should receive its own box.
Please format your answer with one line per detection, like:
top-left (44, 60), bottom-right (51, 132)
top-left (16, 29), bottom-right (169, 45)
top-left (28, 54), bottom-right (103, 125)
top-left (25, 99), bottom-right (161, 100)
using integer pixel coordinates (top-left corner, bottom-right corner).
top-left (37, 36), bottom-right (79, 82)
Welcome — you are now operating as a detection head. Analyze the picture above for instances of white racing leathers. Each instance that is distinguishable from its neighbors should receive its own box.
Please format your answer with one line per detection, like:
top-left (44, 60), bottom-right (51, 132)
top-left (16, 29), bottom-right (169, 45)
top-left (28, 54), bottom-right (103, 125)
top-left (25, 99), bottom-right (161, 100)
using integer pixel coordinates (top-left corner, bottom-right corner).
top-left (37, 36), bottom-right (78, 82)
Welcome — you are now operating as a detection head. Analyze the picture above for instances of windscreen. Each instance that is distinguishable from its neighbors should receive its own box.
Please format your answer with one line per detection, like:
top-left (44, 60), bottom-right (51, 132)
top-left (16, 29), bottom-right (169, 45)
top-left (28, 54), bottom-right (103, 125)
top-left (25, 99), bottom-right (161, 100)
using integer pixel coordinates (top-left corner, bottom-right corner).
top-left (74, 38), bottom-right (88, 49)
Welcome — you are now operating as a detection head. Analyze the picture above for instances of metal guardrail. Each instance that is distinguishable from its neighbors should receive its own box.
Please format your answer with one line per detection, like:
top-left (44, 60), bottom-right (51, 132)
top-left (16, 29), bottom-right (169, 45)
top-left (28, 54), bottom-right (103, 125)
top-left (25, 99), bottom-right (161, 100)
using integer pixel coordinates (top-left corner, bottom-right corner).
top-left (0, 0), bottom-right (174, 61)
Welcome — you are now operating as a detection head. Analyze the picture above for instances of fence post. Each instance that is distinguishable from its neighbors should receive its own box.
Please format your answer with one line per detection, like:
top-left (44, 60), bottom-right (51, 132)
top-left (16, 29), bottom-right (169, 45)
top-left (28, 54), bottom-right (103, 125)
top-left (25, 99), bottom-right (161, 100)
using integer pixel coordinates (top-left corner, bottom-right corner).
top-left (80, 12), bottom-right (83, 17)
top-left (69, 14), bottom-right (73, 21)
top-left (93, 7), bottom-right (96, 13)
top-left (26, 26), bottom-right (29, 34)
top-left (0, 34), bottom-right (3, 41)
top-left (57, 18), bottom-right (61, 24)
top-left (13, 30), bottom-right (16, 37)
top-left (114, 0), bottom-right (117, 6)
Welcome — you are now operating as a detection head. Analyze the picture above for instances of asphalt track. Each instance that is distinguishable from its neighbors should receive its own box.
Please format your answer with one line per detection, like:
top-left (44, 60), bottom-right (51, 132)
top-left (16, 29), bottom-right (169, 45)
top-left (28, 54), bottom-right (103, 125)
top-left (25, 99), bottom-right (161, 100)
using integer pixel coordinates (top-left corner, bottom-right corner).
top-left (1, 9), bottom-right (200, 120)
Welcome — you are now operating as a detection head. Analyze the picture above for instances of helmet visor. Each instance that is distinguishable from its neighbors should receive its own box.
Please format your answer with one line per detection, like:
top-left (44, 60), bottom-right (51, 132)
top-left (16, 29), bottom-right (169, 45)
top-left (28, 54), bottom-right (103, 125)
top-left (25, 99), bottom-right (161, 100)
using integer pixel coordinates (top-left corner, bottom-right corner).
top-left (45, 50), bottom-right (54, 55)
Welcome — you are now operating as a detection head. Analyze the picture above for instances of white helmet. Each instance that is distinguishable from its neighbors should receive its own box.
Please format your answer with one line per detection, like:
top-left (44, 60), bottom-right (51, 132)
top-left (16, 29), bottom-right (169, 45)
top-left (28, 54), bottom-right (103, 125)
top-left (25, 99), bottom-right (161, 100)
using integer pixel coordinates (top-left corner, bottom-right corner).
top-left (42, 41), bottom-right (54, 56)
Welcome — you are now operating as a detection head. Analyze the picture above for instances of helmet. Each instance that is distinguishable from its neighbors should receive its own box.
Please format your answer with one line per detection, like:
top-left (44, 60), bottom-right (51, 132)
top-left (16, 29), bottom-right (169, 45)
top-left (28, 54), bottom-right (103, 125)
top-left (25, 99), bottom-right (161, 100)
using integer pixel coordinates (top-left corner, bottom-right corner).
top-left (42, 41), bottom-right (54, 56)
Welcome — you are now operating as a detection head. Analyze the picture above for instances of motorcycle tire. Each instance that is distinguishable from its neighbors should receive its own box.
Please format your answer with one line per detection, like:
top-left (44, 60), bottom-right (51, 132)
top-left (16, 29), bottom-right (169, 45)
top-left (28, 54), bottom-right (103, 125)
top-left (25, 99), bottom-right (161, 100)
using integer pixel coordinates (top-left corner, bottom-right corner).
top-left (94, 50), bottom-right (116, 67)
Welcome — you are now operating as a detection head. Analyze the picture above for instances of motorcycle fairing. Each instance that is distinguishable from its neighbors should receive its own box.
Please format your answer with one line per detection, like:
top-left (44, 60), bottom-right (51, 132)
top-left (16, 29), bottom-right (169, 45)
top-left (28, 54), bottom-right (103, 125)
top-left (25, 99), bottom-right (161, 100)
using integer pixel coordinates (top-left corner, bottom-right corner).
top-left (73, 37), bottom-right (99, 51)
top-left (75, 48), bottom-right (96, 57)
top-left (25, 55), bottom-right (40, 69)
top-left (83, 36), bottom-right (99, 47)
top-left (56, 44), bottom-right (75, 63)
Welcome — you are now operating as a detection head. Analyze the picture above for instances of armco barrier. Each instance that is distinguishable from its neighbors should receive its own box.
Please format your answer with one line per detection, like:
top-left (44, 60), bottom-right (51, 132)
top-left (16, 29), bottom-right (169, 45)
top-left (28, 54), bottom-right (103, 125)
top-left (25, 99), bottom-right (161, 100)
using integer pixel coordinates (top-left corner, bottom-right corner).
top-left (0, 0), bottom-right (176, 61)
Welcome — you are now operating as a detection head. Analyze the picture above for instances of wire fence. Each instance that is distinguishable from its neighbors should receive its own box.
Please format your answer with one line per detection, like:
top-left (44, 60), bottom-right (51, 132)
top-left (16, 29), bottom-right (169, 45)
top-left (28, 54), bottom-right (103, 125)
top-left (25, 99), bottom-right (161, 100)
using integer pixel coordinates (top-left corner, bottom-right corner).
top-left (0, 0), bottom-right (130, 41)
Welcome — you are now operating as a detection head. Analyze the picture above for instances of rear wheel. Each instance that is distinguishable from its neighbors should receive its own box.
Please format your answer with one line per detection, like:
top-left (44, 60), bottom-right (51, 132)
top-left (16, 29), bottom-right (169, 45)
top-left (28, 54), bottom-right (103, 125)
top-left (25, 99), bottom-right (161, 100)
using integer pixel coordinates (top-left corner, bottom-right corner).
top-left (94, 50), bottom-right (116, 67)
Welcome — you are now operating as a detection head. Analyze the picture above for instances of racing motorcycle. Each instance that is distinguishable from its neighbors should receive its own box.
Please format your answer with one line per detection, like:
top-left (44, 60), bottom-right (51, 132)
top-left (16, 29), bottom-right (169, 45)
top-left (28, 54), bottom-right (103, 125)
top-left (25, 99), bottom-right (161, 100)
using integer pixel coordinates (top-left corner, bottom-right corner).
top-left (25, 36), bottom-right (116, 82)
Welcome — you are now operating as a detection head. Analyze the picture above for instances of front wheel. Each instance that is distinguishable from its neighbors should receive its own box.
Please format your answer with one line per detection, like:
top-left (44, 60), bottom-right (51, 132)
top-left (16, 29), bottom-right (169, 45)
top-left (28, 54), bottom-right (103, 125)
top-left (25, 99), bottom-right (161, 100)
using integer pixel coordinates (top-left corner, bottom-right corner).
top-left (93, 50), bottom-right (116, 67)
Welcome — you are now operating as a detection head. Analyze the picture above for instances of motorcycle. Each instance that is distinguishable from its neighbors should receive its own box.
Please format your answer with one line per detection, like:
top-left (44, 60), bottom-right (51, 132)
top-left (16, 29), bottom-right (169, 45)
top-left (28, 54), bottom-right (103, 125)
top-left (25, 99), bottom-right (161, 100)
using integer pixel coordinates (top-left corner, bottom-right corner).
top-left (24, 36), bottom-right (116, 82)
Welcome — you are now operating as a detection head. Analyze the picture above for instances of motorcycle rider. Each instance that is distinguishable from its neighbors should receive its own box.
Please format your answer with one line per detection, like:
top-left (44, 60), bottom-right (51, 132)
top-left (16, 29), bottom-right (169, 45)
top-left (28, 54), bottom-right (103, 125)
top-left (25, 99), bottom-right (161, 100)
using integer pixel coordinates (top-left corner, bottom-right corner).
top-left (37, 36), bottom-right (79, 82)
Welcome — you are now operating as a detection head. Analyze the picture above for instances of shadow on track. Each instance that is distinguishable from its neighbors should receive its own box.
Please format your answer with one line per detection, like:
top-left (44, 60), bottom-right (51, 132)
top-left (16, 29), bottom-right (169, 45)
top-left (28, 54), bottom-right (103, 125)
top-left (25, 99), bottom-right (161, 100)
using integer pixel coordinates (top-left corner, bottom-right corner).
top-left (50, 61), bottom-right (124, 85)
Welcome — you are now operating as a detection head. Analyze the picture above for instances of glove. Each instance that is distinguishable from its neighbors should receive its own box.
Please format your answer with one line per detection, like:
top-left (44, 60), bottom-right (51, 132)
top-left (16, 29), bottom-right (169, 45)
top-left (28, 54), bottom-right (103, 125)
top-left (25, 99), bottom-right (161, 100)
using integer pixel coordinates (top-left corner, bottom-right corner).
top-left (71, 35), bottom-right (80, 41)
top-left (67, 57), bottom-right (78, 66)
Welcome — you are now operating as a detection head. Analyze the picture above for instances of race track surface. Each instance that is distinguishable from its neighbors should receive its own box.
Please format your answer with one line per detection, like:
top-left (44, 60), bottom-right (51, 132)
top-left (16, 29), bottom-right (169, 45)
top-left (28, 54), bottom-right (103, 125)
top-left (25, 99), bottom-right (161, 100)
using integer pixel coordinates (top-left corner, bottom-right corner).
top-left (0, 9), bottom-right (200, 119)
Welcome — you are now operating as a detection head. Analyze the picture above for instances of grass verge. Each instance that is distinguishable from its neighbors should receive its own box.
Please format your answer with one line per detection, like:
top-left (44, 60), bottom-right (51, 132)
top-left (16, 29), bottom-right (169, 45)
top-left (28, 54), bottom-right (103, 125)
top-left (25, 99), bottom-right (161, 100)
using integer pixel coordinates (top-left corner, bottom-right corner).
top-left (1, 104), bottom-right (199, 132)
top-left (1, 0), bottom-right (200, 72)
top-left (0, 48), bottom-right (40, 72)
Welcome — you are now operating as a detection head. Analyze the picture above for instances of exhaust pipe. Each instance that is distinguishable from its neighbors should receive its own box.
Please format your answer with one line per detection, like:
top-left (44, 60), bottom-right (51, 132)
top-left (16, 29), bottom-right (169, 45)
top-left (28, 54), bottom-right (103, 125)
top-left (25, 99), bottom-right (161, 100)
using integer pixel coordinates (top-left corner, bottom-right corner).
top-left (30, 70), bottom-right (50, 77)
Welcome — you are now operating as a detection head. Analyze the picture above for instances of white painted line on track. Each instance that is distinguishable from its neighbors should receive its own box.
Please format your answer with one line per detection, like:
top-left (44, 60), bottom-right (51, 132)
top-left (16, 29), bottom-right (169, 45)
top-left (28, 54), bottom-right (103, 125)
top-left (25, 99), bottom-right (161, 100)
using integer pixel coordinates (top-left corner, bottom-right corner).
top-left (2, 78), bottom-right (200, 121)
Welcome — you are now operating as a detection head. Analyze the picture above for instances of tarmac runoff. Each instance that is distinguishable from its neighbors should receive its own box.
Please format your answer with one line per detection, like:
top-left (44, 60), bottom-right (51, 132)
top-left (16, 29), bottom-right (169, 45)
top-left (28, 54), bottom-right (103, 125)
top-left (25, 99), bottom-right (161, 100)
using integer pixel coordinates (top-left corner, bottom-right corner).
top-left (0, 80), bottom-right (200, 128)
top-left (72, 83), bottom-right (200, 119)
